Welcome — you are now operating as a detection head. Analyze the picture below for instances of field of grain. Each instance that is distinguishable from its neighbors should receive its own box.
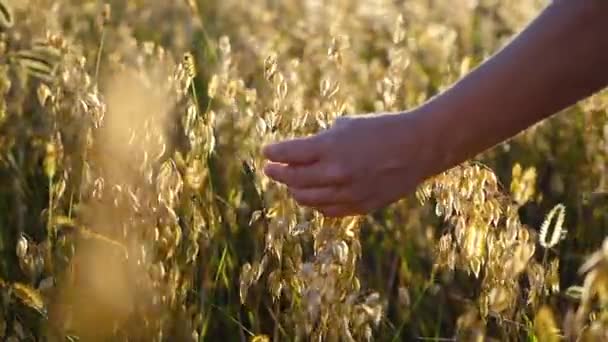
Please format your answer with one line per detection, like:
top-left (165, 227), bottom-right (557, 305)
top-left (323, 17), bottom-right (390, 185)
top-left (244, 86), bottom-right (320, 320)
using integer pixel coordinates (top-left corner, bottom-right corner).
top-left (0, 0), bottom-right (607, 341)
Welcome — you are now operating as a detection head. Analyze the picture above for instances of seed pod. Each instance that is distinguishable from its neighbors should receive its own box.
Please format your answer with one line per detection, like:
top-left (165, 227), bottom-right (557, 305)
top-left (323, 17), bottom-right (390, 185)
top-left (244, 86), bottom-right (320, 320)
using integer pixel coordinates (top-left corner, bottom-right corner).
top-left (43, 140), bottom-right (59, 179)
top-left (332, 240), bottom-right (349, 264)
top-left (239, 263), bottom-right (252, 304)
top-left (204, 124), bottom-right (215, 155)
top-left (15, 235), bottom-right (27, 259)
top-left (37, 83), bottom-right (52, 107)
top-left (267, 270), bottom-right (282, 300)
top-left (157, 159), bottom-right (183, 208)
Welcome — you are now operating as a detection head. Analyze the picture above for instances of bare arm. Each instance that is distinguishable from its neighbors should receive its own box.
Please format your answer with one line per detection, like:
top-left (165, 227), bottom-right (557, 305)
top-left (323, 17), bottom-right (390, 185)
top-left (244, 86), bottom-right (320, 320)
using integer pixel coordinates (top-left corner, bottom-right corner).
top-left (263, 0), bottom-right (608, 217)
top-left (419, 0), bottom-right (608, 176)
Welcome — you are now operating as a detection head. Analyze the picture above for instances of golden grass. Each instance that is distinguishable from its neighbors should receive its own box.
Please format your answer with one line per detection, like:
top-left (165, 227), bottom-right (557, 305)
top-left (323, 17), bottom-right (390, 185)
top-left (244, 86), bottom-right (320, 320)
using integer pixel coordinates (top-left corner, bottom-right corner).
top-left (0, 0), bottom-right (606, 341)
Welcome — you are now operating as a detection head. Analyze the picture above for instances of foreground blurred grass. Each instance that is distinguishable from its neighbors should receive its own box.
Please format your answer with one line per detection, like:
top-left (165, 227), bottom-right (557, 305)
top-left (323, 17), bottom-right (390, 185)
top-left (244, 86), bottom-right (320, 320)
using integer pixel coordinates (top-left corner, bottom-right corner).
top-left (0, 0), bottom-right (607, 341)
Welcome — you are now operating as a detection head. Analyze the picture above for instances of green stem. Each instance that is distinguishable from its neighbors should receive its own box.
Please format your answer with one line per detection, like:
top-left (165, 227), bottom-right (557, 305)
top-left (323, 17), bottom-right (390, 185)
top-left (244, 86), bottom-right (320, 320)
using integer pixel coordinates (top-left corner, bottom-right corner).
top-left (68, 190), bottom-right (74, 219)
top-left (48, 176), bottom-right (54, 243)
top-left (77, 147), bottom-right (88, 203)
top-left (191, 82), bottom-right (203, 119)
top-left (94, 28), bottom-right (106, 82)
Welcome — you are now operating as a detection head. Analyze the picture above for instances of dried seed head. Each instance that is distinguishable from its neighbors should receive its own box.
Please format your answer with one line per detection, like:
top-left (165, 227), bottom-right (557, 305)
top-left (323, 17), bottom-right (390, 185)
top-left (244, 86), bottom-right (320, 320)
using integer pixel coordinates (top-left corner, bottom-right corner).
top-left (539, 204), bottom-right (566, 249)
top-left (207, 74), bottom-right (219, 99)
top-left (102, 3), bottom-right (111, 26)
top-left (264, 54), bottom-right (277, 81)
top-left (16, 235), bottom-right (27, 260)
top-left (185, 159), bottom-right (205, 190)
top-left (392, 15), bottom-right (406, 44)
top-left (43, 140), bottom-right (58, 179)
top-left (276, 74), bottom-right (288, 100)
top-left (239, 263), bottom-right (253, 304)
top-left (218, 36), bottom-right (231, 56)
top-left (37, 83), bottom-right (52, 107)
top-left (183, 52), bottom-right (196, 79)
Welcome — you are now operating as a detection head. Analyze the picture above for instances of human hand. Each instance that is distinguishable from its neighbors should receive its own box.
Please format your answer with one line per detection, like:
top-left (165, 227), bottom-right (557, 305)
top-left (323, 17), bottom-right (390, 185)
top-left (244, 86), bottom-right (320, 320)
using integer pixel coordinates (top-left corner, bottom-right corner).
top-left (262, 112), bottom-right (432, 217)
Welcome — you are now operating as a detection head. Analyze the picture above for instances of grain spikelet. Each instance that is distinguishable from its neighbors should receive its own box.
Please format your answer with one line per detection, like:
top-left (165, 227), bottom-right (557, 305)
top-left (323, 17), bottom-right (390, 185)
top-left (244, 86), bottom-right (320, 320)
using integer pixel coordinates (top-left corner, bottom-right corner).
top-left (183, 52), bottom-right (196, 79)
top-left (240, 262), bottom-right (253, 304)
top-left (539, 203), bottom-right (566, 248)
top-left (12, 283), bottom-right (45, 316)
top-left (37, 83), bottom-right (52, 106)
top-left (101, 3), bottom-right (111, 26)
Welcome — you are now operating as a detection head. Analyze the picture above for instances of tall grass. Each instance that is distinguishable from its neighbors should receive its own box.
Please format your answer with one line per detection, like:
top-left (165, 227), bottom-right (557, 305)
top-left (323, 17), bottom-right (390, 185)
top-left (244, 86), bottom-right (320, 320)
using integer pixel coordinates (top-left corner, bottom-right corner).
top-left (0, 0), bottom-right (606, 341)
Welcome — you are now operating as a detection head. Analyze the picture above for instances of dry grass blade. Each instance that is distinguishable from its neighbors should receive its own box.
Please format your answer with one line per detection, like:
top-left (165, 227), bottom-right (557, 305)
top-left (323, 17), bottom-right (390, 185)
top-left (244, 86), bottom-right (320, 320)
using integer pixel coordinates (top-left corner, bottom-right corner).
top-left (0, 0), bottom-right (13, 29)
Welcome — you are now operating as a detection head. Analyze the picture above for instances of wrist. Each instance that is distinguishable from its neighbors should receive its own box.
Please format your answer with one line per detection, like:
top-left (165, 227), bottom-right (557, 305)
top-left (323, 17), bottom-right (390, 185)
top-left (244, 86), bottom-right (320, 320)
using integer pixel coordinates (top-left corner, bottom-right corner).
top-left (396, 104), bottom-right (453, 180)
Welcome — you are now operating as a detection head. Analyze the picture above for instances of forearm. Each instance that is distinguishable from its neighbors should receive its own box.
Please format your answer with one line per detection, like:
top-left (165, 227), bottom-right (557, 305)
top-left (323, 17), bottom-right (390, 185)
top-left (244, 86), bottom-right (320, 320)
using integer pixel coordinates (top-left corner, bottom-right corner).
top-left (411, 0), bottom-right (608, 176)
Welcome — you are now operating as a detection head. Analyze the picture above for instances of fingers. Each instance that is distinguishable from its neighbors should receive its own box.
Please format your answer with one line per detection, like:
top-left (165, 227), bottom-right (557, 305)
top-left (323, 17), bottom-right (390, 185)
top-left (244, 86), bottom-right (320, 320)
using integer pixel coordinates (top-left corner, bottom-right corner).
top-left (290, 186), bottom-right (357, 207)
top-left (264, 162), bottom-right (349, 188)
top-left (263, 135), bottom-right (325, 165)
top-left (289, 185), bottom-right (376, 218)
top-left (317, 205), bottom-right (360, 218)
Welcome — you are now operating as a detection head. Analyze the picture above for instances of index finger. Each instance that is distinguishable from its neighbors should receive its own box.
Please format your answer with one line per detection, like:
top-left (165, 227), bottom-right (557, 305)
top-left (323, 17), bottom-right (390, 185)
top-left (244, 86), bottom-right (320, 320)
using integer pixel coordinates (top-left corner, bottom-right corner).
top-left (262, 135), bottom-right (325, 165)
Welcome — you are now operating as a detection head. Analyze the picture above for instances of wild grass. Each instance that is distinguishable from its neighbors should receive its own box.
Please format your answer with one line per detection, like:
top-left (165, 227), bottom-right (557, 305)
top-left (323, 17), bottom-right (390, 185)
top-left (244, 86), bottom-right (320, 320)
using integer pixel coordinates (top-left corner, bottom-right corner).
top-left (0, 0), bottom-right (606, 341)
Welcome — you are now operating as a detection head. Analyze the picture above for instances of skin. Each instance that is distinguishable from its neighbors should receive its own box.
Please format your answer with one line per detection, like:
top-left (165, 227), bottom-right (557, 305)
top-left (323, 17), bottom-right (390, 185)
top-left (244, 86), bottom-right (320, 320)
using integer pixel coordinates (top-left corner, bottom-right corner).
top-left (263, 0), bottom-right (608, 218)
